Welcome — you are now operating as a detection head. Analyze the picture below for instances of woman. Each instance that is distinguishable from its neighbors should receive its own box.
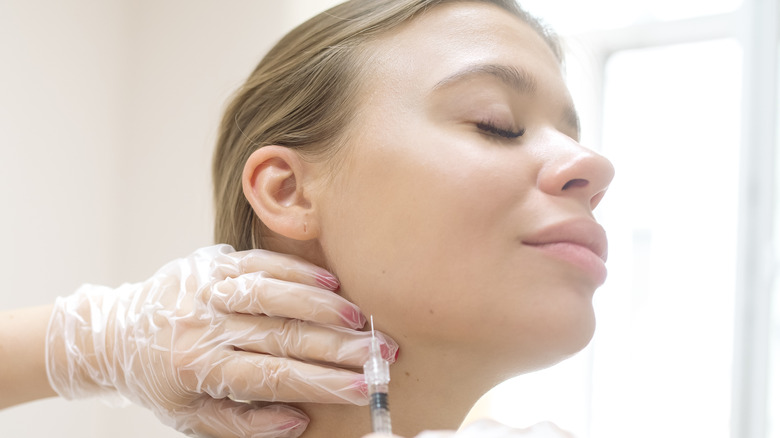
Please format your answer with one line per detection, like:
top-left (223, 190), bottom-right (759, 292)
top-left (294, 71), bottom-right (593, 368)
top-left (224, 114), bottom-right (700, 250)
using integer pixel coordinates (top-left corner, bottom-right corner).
top-left (213, 0), bottom-right (614, 437)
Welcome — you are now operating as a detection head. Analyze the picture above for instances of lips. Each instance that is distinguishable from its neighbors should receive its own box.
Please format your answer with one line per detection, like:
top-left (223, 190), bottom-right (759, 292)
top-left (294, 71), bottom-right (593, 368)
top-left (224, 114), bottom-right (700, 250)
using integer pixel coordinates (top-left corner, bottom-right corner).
top-left (522, 218), bottom-right (608, 262)
top-left (521, 219), bottom-right (608, 285)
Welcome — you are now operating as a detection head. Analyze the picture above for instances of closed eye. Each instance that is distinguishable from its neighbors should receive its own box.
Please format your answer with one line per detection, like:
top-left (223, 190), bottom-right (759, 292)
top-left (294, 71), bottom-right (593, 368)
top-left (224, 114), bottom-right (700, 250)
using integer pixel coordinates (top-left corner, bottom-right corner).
top-left (476, 121), bottom-right (525, 139)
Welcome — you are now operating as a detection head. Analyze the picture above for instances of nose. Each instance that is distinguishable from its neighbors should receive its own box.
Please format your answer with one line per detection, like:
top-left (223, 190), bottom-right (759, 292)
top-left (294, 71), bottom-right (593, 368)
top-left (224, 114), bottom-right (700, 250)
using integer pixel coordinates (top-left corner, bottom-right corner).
top-left (537, 136), bottom-right (615, 211)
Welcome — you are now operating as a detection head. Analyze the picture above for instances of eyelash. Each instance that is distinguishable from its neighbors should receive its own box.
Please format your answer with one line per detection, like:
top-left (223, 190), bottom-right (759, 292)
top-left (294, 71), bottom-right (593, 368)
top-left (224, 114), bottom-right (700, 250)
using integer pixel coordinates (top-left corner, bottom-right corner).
top-left (476, 121), bottom-right (525, 139)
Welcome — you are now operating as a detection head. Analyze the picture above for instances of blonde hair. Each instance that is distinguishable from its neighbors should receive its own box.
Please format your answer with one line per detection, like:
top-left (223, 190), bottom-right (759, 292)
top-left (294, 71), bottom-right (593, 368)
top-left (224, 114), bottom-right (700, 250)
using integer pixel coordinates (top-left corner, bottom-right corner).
top-left (213, 0), bottom-right (560, 250)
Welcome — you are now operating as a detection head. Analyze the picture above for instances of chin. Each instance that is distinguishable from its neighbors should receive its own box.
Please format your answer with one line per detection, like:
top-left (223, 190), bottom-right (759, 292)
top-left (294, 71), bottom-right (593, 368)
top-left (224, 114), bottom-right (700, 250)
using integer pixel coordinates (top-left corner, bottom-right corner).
top-left (561, 310), bottom-right (597, 355)
top-left (540, 304), bottom-right (596, 368)
top-left (504, 329), bottom-right (595, 379)
top-left (494, 294), bottom-right (597, 376)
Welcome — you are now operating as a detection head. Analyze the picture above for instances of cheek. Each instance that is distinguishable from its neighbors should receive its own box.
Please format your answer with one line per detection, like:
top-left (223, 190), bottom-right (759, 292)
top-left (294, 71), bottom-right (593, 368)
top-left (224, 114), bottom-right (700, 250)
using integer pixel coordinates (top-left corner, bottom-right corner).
top-left (317, 159), bottom-right (469, 334)
top-left (317, 139), bottom-right (595, 364)
top-left (318, 151), bottom-right (522, 336)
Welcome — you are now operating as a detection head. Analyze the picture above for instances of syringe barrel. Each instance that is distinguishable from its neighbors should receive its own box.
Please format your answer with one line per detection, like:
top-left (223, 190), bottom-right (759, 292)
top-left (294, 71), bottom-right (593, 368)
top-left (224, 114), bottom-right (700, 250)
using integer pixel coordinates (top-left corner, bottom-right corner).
top-left (369, 389), bottom-right (392, 434)
top-left (365, 317), bottom-right (392, 434)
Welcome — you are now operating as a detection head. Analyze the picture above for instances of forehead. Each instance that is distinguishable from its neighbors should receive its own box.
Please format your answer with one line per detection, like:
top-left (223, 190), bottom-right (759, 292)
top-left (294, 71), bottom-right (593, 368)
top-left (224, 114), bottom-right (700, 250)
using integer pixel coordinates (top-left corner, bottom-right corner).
top-left (362, 2), bottom-right (565, 100)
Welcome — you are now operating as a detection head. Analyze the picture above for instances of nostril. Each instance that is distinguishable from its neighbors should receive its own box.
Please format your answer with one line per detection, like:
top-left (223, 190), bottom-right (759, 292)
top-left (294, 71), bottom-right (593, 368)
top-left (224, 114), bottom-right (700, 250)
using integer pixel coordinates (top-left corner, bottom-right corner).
top-left (562, 178), bottom-right (588, 191)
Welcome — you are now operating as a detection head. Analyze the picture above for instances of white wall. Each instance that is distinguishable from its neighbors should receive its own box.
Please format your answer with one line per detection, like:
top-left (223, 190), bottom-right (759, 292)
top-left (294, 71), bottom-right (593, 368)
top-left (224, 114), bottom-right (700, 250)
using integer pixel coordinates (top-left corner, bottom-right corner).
top-left (0, 0), bottom-right (126, 309)
top-left (0, 1), bottom-right (337, 436)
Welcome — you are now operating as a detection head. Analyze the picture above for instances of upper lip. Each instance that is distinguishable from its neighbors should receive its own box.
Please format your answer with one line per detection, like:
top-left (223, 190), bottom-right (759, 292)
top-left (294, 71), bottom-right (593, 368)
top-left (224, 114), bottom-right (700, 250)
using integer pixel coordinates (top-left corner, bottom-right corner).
top-left (522, 218), bottom-right (608, 262)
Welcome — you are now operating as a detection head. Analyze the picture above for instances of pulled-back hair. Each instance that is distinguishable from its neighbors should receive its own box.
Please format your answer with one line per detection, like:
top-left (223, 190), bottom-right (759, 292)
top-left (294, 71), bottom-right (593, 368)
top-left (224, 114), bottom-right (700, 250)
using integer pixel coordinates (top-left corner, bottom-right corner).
top-left (213, 0), bottom-right (559, 250)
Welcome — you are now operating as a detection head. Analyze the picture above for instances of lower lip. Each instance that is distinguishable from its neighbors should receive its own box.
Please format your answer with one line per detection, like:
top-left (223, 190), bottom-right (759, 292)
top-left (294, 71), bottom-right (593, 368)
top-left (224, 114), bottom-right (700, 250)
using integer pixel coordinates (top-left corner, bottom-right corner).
top-left (526, 242), bottom-right (607, 285)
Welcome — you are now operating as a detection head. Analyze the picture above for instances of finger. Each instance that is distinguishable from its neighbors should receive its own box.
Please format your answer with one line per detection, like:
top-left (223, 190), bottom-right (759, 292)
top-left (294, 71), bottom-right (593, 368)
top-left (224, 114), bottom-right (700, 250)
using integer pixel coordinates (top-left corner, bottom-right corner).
top-left (208, 274), bottom-right (365, 329)
top-left (362, 434), bottom-right (406, 438)
top-left (201, 351), bottom-right (369, 405)
top-left (176, 398), bottom-right (309, 438)
top-left (213, 248), bottom-right (340, 291)
top-left (224, 315), bottom-right (399, 366)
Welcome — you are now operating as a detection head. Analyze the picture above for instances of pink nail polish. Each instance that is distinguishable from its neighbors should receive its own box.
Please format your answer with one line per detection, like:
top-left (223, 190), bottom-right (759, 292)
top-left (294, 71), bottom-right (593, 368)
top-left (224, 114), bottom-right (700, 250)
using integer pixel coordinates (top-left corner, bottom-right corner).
top-left (341, 306), bottom-right (367, 328)
top-left (315, 271), bottom-right (340, 291)
top-left (375, 333), bottom-right (399, 362)
top-left (379, 342), bottom-right (400, 363)
top-left (352, 377), bottom-right (369, 397)
top-left (277, 419), bottom-right (308, 432)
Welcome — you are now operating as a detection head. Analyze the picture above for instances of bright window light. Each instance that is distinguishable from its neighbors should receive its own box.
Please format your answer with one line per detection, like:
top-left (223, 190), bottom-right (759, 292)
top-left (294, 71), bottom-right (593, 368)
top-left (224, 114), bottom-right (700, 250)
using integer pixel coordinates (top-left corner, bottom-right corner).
top-left (521, 0), bottom-right (744, 34)
top-left (484, 35), bottom-right (742, 438)
top-left (592, 37), bottom-right (741, 438)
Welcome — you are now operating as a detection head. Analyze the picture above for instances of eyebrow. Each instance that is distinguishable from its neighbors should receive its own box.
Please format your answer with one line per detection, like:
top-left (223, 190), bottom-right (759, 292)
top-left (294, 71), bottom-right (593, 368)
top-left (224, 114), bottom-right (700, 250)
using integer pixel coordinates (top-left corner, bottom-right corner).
top-left (432, 63), bottom-right (538, 94)
top-left (431, 63), bottom-right (581, 139)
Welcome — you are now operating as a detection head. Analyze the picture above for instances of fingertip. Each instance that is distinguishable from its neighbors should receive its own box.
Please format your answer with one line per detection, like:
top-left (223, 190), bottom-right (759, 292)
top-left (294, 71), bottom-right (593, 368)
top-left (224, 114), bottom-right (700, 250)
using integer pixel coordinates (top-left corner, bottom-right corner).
top-left (341, 304), bottom-right (367, 329)
top-left (350, 376), bottom-right (370, 404)
top-left (273, 415), bottom-right (309, 438)
top-left (193, 398), bottom-right (311, 438)
top-left (314, 270), bottom-right (340, 291)
top-left (320, 375), bottom-right (369, 406)
top-left (239, 403), bottom-right (311, 438)
top-left (362, 434), bottom-right (405, 438)
top-left (374, 331), bottom-right (400, 363)
top-left (238, 250), bottom-right (341, 293)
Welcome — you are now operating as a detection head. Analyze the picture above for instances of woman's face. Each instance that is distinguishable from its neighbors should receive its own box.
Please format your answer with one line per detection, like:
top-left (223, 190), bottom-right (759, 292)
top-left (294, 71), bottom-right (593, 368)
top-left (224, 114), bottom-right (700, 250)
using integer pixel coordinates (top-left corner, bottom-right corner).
top-left (315, 2), bottom-right (615, 370)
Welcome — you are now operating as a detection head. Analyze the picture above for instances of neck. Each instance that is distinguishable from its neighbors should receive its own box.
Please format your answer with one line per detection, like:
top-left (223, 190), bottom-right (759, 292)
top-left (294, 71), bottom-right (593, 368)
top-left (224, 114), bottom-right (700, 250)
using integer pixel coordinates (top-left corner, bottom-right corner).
top-left (291, 340), bottom-right (496, 437)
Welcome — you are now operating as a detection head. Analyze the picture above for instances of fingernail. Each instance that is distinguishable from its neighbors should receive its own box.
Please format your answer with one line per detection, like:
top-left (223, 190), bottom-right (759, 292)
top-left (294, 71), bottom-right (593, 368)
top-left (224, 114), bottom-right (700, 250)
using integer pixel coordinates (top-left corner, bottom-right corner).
top-left (375, 333), bottom-right (399, 363)
top-left (278, 420), bottom-right (305, 431)
top-left (341, 306), bottom-right (367, 329)
top-left (352, 377), bottom-right (369, 398)
top-left (315, 271), bottom-right (340, 291)
top-left (277, 418), bottom-right (308, 437)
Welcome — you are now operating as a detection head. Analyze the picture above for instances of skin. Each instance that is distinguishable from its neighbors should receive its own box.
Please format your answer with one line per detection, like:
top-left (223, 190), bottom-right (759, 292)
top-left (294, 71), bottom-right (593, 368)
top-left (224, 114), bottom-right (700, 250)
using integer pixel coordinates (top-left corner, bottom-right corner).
top-left (243, 2), bottom-right (615, 437)
top-left (0, 305), bottom-right (57, 409)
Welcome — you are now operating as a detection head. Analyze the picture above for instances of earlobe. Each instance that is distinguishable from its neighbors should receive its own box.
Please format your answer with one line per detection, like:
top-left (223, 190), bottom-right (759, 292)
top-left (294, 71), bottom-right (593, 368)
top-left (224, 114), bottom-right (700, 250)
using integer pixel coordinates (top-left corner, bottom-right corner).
top-left (242, 146), bottom-right (319, 241)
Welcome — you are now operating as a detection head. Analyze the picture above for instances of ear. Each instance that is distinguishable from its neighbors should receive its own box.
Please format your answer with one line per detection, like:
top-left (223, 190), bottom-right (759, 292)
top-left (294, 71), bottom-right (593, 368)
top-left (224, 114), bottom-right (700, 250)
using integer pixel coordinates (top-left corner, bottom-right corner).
top-left (242, 146), bottom-right (319, 241)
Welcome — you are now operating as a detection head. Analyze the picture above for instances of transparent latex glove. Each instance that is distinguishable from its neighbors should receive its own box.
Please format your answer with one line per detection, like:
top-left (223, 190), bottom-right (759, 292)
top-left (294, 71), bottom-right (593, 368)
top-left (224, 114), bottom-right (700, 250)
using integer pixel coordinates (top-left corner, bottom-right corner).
top-left (363, 420), bottom-right (575, 438)
top-left (47, 244), bottom-right (398, 438)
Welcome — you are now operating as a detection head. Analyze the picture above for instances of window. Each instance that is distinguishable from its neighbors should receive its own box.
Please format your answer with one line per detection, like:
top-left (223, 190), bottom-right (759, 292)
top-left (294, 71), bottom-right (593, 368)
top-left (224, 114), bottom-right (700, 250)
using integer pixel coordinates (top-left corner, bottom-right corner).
top-left (522, 0), bottom-right (744, 32)
top-left (592, 39), bottom-right (741, 438)
top-left (481, 2), bottom-right (779, 438)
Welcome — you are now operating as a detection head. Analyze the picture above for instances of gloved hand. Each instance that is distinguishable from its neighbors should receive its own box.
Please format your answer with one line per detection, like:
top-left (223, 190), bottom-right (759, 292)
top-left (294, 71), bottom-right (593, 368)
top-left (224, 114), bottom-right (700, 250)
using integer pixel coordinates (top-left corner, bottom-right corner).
top-left (363, 420), bottom-right (575, 438)
top-left (46, 244), bottom-right (398, 438)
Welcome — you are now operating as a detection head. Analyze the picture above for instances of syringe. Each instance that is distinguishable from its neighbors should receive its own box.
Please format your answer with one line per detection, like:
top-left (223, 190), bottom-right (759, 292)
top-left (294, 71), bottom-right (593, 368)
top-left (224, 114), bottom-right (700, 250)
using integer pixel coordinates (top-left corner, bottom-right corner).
top-left (363, 315), bottom-right (392, 435)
